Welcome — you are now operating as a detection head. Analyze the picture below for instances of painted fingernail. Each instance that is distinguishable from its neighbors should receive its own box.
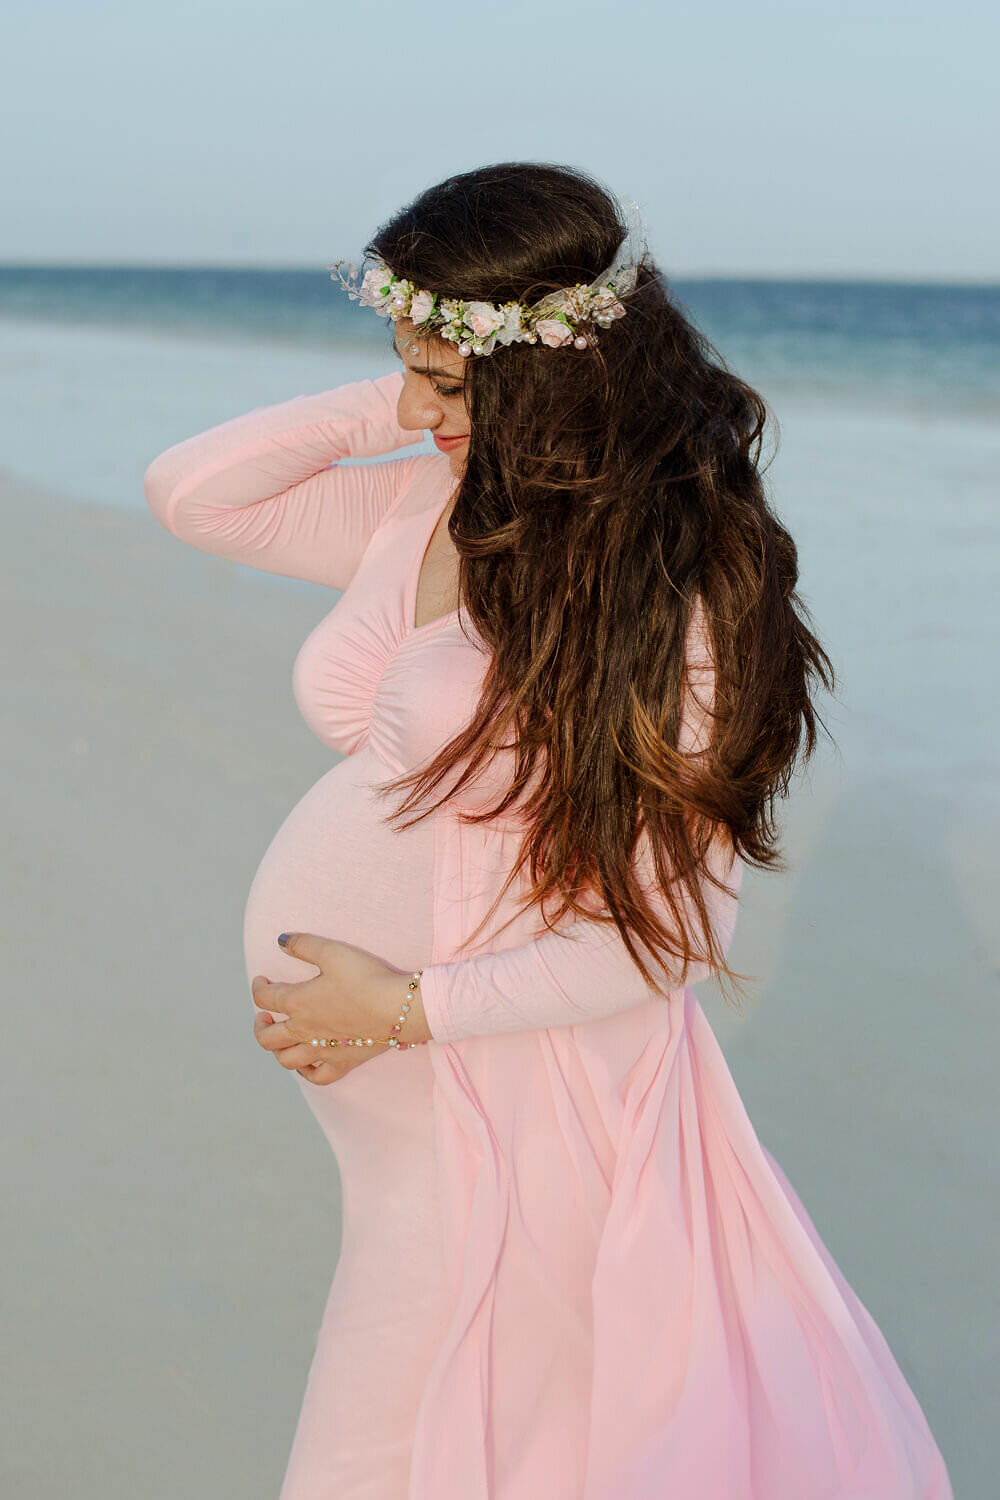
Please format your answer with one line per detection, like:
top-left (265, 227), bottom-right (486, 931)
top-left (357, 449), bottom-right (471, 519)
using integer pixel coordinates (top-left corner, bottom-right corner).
top-left (277, 933), bottom-right (290, 947)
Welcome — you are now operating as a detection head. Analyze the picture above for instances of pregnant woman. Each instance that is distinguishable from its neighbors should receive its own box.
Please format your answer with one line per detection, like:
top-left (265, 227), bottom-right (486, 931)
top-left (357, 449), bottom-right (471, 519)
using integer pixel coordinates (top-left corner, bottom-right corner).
top-left (143, 163), bottom-right (952, 1499)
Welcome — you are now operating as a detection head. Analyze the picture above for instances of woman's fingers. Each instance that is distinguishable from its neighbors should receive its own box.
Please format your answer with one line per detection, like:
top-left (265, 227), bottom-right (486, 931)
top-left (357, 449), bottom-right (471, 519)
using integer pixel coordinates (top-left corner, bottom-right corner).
top-left (252, 1011), bottom-right (304, 1050)
top-left (297, 1057), bottom-right (365, 1086)
top-left (252, 1008), bottom-right (330, 1052)
top-left (252, 1008), bottom-right (336, 1055)
top-left (274, 1040), bottom-right (387, 1072)
top-left (273, 1041), bottom-right (332, 1070)
top-left (252, 1005), bottom-right (385, 1085)
top-left (252, 1012), bottom-right (382, 1072)
top-left (296, 1061), bottom-right (333, 1085)
top-left (251, 973), bottom-right (300, 1014)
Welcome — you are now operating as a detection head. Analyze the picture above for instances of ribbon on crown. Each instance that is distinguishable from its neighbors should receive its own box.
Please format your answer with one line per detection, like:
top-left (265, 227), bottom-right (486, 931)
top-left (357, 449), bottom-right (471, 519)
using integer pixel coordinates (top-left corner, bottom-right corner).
top-left (329, 194), bottom-right (648, 357)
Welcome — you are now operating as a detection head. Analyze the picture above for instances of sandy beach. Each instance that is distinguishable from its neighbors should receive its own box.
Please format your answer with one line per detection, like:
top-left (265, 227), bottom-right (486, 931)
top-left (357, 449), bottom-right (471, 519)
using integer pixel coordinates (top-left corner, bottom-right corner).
top-left (1, 330), bottom-right (996, 1496)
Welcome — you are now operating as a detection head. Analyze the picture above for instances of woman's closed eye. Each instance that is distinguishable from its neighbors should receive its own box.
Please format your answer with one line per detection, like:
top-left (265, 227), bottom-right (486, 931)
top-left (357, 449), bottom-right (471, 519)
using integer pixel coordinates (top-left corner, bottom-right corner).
top-left (433, 383), bottom-right (464, 399)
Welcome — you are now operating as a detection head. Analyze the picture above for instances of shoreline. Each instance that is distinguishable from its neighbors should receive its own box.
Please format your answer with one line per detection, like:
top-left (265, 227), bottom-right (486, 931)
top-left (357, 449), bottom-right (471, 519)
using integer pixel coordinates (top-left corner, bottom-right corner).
top-left (2, 311), bottom-right (999, 520)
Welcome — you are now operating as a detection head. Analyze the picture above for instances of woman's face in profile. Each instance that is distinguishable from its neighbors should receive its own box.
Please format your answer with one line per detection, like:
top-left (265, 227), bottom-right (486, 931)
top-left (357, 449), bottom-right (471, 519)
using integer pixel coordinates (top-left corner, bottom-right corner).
top-left (393, 321), bottom-right (471, 477)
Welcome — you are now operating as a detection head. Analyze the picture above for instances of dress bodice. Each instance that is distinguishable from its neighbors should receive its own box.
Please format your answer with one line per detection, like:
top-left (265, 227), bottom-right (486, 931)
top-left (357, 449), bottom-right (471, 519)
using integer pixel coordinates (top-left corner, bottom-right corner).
top-left (291, 456), bottom-right (525, 815)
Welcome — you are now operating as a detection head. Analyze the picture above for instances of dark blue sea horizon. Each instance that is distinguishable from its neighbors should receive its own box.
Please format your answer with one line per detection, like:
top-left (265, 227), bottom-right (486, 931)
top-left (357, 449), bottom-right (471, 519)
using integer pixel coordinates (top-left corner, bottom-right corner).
top-left (3, 263), bottom-right (1000, 420)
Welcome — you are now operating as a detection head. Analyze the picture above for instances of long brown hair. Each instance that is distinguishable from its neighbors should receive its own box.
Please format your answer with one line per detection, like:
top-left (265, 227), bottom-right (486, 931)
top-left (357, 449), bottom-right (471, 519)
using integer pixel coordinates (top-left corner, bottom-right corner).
top-left (366, 161), bottom-right (835, 1009)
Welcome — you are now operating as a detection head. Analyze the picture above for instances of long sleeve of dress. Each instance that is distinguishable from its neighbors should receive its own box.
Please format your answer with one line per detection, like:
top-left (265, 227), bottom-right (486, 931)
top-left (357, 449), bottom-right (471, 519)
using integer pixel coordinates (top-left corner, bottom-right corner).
top-left (419, 832), bottom-right (742, 1042)
top-left (419, 597), bottom-right (744, 1043)
top-left (142, 370), bottom-right (424, 589)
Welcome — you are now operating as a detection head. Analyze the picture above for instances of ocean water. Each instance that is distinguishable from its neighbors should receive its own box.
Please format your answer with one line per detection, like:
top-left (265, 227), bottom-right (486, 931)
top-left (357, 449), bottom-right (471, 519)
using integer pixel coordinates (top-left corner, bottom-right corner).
top-left (3, 264), bottom-right (999, 416)
top-left (0, 264), bottom-right (998, 516)
top-left (0, 262), bottom-right (996, 795)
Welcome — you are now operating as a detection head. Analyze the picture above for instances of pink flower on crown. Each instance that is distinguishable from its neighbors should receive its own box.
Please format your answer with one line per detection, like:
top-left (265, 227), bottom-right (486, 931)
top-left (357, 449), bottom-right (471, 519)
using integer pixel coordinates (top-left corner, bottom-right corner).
top-left (409, 289), bottom-right (435, 325)
top-left (535, 318), bottom-right (574, 348)
top-left (466, 302), bottom-right (506, 339)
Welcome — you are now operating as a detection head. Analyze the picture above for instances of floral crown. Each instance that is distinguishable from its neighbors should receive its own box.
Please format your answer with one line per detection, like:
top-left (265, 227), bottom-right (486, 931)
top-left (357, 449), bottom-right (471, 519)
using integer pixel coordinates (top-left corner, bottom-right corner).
top-left (328, 195), bottom-right (648, 358)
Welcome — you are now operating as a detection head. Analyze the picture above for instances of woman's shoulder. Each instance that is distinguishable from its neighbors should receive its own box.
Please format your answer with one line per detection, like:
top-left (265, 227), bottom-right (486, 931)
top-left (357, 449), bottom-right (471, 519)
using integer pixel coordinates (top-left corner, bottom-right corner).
top-left (374, 451), bottom-right (455, 526)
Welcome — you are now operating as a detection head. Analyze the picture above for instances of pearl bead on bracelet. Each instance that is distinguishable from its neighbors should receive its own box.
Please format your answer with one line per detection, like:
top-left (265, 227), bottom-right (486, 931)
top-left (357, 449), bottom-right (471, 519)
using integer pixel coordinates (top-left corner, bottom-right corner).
top-left (308, 970), bottom-right (427, 1051)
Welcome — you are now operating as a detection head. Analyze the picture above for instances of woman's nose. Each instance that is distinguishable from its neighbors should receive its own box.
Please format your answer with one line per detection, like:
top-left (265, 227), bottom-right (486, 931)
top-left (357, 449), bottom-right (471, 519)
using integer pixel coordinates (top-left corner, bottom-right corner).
top-left (396, 385), bottom-right (441, 434)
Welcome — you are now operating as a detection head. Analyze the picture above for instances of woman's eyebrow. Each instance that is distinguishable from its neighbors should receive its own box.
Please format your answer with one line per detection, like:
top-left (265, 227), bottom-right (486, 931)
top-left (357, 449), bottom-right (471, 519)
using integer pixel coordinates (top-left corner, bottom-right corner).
top-left (390, 341), bottom-right (464, 381)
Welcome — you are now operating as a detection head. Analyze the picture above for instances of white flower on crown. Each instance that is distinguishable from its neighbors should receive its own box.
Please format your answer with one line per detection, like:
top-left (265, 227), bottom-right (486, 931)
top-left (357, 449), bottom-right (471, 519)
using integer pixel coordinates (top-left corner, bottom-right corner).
top-left (559, 285), bottom-right (592, 321)
top-left (496, 302), bottom-right (525, 345)
top-left (409, 288), bottom-right (436, 325)
top-left (589, 286), bottom-right (627, 326)
top-left (359, 264), bottom-right (397, 313)
top-left (435, 298), bottom-right (464, 341)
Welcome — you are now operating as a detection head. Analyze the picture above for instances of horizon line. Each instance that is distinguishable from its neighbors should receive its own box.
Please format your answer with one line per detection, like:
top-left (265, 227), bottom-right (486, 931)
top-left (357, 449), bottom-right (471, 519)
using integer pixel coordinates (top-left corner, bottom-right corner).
top-left (0, 261), bottom-right (998, 289)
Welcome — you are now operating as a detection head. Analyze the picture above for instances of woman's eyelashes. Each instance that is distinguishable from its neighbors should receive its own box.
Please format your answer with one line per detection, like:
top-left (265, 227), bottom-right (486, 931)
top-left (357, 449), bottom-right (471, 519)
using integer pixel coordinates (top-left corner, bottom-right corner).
top-left (433, 383), bottom-right (464, 399)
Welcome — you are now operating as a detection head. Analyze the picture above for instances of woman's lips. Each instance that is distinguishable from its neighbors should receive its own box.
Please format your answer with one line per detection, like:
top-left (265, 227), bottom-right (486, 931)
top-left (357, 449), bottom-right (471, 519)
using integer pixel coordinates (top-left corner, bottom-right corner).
top-left (433, 433), bottom-right (469, 453)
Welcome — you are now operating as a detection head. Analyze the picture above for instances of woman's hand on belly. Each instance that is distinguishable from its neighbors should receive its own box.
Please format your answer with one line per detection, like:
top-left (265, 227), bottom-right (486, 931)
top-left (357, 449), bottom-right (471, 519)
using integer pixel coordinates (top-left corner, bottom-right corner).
top-left (249, 932), bottom-right (431, 1084)
top-left (252, 1007), bottom-right (385, 1085)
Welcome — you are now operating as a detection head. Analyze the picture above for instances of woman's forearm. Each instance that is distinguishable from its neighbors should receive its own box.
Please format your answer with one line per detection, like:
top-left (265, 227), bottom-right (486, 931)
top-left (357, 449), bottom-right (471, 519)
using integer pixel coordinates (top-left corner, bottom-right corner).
top-left (142, 370), bottom-right (426, 589)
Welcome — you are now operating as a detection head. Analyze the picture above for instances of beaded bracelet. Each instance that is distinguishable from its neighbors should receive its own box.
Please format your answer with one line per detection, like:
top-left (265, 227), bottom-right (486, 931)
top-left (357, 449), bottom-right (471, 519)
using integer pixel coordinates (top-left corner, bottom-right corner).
top-left (308, 969), bottom-right (428, 1051)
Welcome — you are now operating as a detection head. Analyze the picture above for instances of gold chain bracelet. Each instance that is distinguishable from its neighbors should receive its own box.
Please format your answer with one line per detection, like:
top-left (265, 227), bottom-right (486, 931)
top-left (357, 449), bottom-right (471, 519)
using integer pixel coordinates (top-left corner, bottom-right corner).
top-left (308, 969), bottom-right (427, 1052)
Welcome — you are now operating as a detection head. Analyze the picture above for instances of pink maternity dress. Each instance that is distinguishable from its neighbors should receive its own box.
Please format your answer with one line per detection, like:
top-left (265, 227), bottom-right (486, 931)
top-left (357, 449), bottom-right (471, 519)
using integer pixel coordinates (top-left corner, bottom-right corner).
top-left (143, 370), bottom-right (953, 1500)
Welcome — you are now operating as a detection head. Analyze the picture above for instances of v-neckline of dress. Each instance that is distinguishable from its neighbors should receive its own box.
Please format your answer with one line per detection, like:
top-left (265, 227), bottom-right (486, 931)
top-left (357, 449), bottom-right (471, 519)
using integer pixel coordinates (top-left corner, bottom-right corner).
top-left (406, 480), bottom-right (461, 640)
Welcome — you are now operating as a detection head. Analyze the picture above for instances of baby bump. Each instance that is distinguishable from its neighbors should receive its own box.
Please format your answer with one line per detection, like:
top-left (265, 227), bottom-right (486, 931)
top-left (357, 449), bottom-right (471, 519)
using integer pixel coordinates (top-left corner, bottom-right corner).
top-left (243, 743), bottom-right (435, 988)
top-left (242, 744), bottom-right (439, 1133)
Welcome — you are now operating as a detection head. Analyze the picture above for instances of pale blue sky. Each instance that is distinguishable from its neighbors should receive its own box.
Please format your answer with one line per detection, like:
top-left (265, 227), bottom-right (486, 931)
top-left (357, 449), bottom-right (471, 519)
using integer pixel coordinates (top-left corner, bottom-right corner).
top-left (3, 0), bottom-right (997, 279)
